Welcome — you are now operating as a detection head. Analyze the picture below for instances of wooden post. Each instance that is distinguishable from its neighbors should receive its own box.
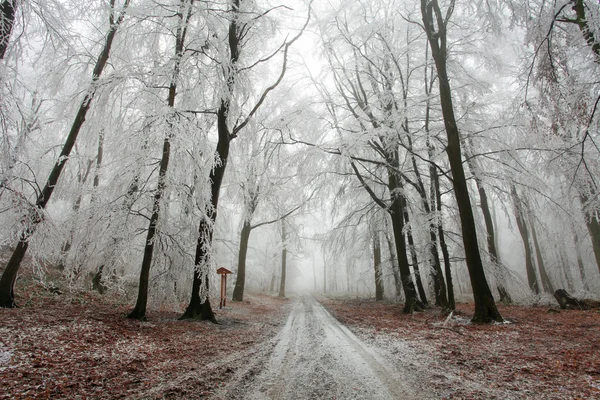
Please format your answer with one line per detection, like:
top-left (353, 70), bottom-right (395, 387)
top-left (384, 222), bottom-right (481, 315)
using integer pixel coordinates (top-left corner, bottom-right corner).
top-left (216, 267), bottom-right (232, 309)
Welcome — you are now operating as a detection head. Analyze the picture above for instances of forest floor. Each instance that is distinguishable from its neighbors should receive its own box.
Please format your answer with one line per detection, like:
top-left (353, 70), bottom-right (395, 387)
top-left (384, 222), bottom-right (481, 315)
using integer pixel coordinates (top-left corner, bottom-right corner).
top-left (321, 296), bottom-right (600, 399)
top-left (2, 270), bottom-right (600, 399)
top-left (0, 273), bottom-right (291, 400)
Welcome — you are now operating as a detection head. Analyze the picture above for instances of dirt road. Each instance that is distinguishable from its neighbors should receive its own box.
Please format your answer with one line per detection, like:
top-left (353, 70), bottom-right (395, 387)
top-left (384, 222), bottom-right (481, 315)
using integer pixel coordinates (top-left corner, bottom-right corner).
top-left (215, 295), bottom-right (435, 399)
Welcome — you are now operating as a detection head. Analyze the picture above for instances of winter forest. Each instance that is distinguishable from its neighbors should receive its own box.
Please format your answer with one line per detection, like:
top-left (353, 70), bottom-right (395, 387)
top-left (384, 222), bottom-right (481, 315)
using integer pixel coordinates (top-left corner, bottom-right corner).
top-left (2, 0), bottom-right (600, 397)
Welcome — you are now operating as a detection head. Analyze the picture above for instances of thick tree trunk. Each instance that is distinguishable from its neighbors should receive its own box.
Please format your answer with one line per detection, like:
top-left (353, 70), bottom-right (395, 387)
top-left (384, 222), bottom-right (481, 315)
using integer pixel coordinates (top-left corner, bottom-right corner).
top-left (232, 220), bottom-right (252, 302)
top-left (373, 233), bottom-right (384, 301)
top-left (180, 116), bottom-right (228, 321)
top-left (421, 0), bottom-right (501, 322)
top-left (278, 221), bottom-right (287, 298)
top-left (0, 1), bottom-right (130, 308)
top-left (180, 218), bottom-right (217, 322)
top-left (181, 0), bottom-right (243, 321)
top-left (512, 186), bottom-right (539, 294)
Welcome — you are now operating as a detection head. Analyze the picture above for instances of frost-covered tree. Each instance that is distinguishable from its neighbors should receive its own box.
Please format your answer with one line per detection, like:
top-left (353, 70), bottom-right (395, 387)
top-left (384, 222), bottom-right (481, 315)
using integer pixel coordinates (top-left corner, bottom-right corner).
top-left (179, 0), bottom-right (310, 320)
top-left (0, 0), bottom-right (131, 308)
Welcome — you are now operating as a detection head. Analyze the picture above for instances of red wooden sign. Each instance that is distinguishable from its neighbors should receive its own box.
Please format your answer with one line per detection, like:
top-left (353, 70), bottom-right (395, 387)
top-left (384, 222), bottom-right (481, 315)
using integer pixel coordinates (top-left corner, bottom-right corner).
top-left (217, 267), bottom-right (232, 308)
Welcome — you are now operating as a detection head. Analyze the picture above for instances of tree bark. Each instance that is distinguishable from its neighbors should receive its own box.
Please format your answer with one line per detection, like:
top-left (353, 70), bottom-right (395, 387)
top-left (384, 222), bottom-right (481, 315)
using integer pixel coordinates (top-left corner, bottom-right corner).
top-left (373, 232), bottom-right (384, 301)
top-left (579, 193), bottom-right (600, 274)
top-left (384, 228), bottom-right (403, 299)
top-left (421, 0), bottom-right (501, 322)
top-left (571, 0), bottom-right (600, 60)
top-left (0, 0), bottom-right (130, 308)
top-left (128, 0), bottom-right (192, 320)
top-left (388, 171), bottom-right (420, 313)
top-left (406, 137), bottom-right (445, 308)
top-left (530, 218), bottom-right (555, 294)
top-left (181, 0), bottom-right (243, 321)
top-left (432, 166), bottom-right (455, 310)
top-left (402, 210), bottom-right (428, 305)
top-left (573, 232), bottom-right (589, 291)
top-left (464, 149), bottom-right (512, 303)
top-left (232, 220), bottom-right (251, 301)
top-left (511, 186), bottom-right (540, 294)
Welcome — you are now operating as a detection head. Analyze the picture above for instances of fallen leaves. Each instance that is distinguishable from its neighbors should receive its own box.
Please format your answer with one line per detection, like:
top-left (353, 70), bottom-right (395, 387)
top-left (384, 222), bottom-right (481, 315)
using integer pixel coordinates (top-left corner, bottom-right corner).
top-left (321, 298), bottom-right (600, 399)
top-left (0, 285), bottom-right (289, 399)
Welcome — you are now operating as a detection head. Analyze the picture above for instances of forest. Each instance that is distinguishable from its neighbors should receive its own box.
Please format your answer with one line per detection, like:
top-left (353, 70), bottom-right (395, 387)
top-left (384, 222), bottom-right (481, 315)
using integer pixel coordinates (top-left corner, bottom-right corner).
top-left (1, 0), bottom-right (600, 398)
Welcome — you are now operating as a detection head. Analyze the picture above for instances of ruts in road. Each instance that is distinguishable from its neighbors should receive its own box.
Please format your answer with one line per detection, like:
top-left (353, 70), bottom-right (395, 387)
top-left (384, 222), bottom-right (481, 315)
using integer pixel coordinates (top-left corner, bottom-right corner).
top-left (217, 295), bottom-right (432, 399)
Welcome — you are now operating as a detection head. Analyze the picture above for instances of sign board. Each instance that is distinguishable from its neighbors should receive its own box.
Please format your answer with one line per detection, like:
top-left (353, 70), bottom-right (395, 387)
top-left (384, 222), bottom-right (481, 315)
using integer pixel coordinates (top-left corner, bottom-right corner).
top-left (217, 267), bottom-right (232, 308)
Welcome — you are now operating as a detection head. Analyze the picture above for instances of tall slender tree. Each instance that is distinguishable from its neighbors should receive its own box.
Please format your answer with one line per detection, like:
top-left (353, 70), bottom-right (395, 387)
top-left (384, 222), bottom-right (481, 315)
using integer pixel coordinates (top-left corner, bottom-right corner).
top-left (0, 0), bottom-right (131, 308)
top-left (128, 0), bottom-right (194, 320)
top-left (180, 0), bottom-right (309, 320)
top-left (421, 0), bottom-right (502, 322)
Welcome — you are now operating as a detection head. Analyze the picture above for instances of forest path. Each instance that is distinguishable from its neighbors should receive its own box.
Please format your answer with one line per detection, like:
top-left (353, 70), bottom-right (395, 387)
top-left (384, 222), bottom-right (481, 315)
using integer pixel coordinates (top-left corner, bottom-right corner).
top-left (213, 295), bottom-right (433, 399)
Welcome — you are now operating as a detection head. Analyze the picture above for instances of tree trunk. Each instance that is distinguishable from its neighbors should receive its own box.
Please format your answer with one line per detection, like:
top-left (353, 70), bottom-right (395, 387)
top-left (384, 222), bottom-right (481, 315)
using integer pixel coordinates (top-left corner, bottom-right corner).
top-left (465, 151), bottom-right (512, 303)
top-left (432, 165), bottom-right (455, 310)
top-left (403, 212), bottom-right (430, 305)
top-left (530, 219), bottom-right (555, 294)
top-left (512, 186), bottom-right (539, 294)
top-left (278, 221), bottom-right (287, 298)
top-left (384, 228), bottom-right (403, 299)
top-left (580, 193), bottom-right (600, 274)
top-left (0, 0), bottom-right (18, 60)
top-left (92, 265), bottom-right (107, 295)
top-left (406, 136), bottom-right (444, 308)
top-left (558, 249), bottom-right (575, 292)
top-left (573, 232), bottom-right (589, 291)
top-left (388, 170), bottom-right (420, 313)
top-left (572, 0), bottom-right (600, 60)
top-left (421, 0), bottom-right (501, 322)
top-left (232, 220), bottom-right (251, 301)
top-left (373, 232), bottom-right (384, 301)
top-left (0, 1), bottom-right (130, 308)
top-left (554, 289), bottom-right (590, 310)
top-left (402, 210), bottom-right (428, 305)
top-left (128, 0), bottom-right (192, 320)
top-left (181, 0), bottom-right (245, 321)
top-left (269, 266), bottom-right (277, 293)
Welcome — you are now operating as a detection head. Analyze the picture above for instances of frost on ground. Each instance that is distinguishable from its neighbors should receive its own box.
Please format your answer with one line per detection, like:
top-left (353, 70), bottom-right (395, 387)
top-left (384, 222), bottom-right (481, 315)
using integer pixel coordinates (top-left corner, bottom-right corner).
top-left (322, 297), bottom-right (600, 400)
top-left (3, 277), bottom-right (600, 400)
top-left (0, 280), bottom-right (290, 400)
top-left (214, 295), bottom-right (437, 399)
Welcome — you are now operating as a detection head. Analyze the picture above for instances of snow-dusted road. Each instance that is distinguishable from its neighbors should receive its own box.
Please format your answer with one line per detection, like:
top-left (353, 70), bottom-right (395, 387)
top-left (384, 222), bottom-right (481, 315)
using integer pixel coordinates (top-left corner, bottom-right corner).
top-left (217, 295), bottom-right (432, 399)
